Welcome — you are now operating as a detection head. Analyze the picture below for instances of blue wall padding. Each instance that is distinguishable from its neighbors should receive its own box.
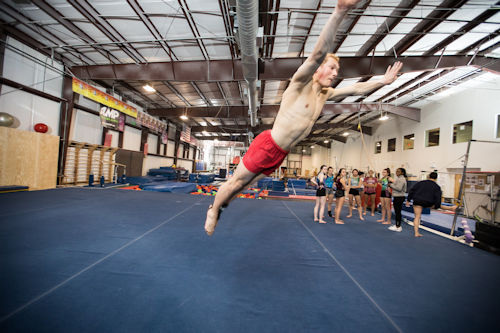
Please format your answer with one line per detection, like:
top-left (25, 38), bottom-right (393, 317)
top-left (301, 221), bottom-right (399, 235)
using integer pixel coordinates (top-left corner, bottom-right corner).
top-left (287, 179), bottom-right (306, 189)
top-left (272, 180), bottom-right (285, 191)
top-left (0, 185), bottom-right (29, 192)
top-left (141, 182), bottom-right (197, 193)
top-left (257, 177), bottom-right (274, 189)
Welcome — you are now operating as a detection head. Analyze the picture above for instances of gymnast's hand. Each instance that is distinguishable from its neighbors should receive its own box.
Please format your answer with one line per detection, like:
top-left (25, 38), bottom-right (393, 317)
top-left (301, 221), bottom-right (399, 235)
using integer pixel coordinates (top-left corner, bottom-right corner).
top-left (380, 61), bottom-right (403, 85)
top-left (405, 201), bottom-right (411, 208)
top-left (336, 0), bottom-right (361, 11)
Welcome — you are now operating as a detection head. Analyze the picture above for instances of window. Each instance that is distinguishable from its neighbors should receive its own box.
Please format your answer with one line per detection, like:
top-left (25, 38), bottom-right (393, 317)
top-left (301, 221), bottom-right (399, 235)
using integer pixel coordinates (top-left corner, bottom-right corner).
top-left (496, 115), bottom-right (500, 138)
top-left (403, 134), bottom-right (414, 150)
top-left (291, 145), bottom-right (311, 155)
top-left (426, 128), bottom-right (440, 147)
top-left (388, 138), bottom-right (396, 152)
top-left (453, 121), bottom-right (473, 144)
top-left (375, 141), bottom-right (381, 154)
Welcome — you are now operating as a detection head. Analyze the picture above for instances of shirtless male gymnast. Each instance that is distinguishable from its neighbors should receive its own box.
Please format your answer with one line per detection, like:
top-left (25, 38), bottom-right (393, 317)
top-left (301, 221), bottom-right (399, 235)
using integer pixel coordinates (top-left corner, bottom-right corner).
top-left (205, 0), bottom-right (403, 235)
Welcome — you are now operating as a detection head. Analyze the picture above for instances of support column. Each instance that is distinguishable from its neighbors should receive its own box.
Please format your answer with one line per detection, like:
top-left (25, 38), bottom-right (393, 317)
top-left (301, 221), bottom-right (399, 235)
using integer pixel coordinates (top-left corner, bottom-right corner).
top-left (57, 74), bottom-right (77, 184)
top-left (140, 128), bottom-right (148, 153)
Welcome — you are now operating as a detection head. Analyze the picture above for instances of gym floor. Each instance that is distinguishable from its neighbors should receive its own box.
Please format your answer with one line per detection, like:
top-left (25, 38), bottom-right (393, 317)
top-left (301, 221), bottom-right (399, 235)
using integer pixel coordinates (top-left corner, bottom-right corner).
top-left (1, 188), bottom-right (499, 332)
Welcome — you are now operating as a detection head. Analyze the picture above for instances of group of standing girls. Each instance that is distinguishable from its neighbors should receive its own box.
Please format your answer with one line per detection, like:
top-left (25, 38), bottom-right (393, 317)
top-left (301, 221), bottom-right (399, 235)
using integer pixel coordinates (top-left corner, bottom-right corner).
top-left (311, 166), bottom-right (409, 232)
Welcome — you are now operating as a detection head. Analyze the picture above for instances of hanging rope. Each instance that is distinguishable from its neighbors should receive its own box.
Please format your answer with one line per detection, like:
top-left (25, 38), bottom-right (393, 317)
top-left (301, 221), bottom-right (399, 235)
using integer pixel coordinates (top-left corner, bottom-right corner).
top-left (356, 105), bottom-right (377, 172)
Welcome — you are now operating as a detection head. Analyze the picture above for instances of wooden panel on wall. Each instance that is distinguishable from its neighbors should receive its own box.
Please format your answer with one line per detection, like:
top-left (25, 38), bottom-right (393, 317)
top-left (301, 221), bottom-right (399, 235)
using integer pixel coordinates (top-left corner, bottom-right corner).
top-left (0, 127), bottom-right (59, 190)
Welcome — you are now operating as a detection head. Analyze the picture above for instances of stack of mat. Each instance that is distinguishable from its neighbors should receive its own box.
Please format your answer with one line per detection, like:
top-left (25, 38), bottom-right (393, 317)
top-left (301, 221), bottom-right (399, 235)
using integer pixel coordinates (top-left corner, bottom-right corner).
top-left (126, 176), bottom-right (171, 185)
top-left (189, 173), bottom-right (216, 184)
top-left (257, 177), bottom-right (273, 190)
top-left (148, 168), bottom-right (177, 180)
top-left (272, 180), bottom-right (285, 191)
top-left (141, 182), bottom-right (196, 193)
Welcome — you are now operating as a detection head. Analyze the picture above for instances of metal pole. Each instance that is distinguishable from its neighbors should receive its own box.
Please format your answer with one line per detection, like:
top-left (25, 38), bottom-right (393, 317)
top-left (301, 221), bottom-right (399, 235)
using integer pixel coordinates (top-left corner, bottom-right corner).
top-left (451, 140), bottom-right (472, 236)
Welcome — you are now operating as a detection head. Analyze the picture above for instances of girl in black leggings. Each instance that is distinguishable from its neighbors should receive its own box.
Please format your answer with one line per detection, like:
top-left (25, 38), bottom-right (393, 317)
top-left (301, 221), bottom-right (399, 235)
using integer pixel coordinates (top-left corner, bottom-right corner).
top-left (388, 168), bottom-right (407, 232)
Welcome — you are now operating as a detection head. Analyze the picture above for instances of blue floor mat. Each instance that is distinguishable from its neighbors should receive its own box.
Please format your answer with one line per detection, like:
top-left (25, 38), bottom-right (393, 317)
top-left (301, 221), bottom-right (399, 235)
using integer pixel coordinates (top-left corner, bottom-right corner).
top-left (1, 189), bottom-right (499, 332)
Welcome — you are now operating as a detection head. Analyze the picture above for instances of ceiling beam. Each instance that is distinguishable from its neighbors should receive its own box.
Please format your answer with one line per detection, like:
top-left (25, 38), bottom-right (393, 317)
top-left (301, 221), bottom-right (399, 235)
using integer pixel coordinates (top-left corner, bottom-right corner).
top-left (332, 0), bottom-right (371, 53)
top-left (190, 122), bottom-right (372, 135)
top-left (356, 0), bottom-right (419, 57)
top-left (126, 0), bottom-right (177, 61)
top-left (70, 55), bottom-right (500, 81)
top-left (67, 0), bottom-right (146, 64)
top-left (149, 103), bottom-right (420, 121)
top-left (30, 0), bottom-right (121, 64)
top-left (385, 0), bottom-right (468, 56)
top-left (424, 1), bottom-right (500, 56)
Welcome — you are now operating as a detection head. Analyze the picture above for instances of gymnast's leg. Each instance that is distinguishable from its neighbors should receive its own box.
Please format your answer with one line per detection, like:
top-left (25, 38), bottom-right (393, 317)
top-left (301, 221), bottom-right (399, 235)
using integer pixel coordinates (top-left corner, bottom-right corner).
top-left (205, 163), bottom-right (264, 236)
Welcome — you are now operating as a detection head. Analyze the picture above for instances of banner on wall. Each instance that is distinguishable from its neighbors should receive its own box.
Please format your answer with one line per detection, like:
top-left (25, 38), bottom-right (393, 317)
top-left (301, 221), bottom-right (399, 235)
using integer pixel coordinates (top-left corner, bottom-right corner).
top-left (100, 106), bottom-right (125, 132)
top-left (136, 110), bottom-right (167, 134)
top-left (180, 124), bottom-right (191, 143)
top-left (72, 78), bottom-right (137, 118)
top-left (161, 131), bottom-right (168, 144)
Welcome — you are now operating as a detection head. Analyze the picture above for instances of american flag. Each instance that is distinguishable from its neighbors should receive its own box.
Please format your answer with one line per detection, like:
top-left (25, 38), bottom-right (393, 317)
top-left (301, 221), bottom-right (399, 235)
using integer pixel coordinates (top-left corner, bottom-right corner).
top-left (180, 124), bottom-right (191, 142)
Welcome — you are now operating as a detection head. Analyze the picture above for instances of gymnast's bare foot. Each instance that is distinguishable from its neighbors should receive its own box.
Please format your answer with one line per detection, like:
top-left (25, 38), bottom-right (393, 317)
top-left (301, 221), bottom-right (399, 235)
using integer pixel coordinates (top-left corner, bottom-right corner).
top-left (415, 233), bottom-right (423, 237)
top-left (377, 219), bottom-right (384, 222)
top-left (382, 221), bottom-right (391, 224)
top-left (205, 205), bottom-right (219, 236)
top-left (346, 214), bottom-right (352, 218)
top-left (335, 219), bottom-right (344, 224)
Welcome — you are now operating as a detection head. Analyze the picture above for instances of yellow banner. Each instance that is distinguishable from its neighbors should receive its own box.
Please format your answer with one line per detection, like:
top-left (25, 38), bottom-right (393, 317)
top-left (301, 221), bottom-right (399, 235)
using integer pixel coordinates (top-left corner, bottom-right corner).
top-left (72, 77), bottom-right (137, 118)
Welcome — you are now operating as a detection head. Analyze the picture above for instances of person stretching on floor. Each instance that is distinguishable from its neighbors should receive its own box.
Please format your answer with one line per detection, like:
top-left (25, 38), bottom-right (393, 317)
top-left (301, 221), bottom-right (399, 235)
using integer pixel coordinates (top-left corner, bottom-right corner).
top-left (311, 165), bottom-right (328, 223)
top-left (388, 168), bottom-right (407, 232)
top-left (406, 171), bottom-right (457, 237)
top-left (325, 167), bottom-right (335, 218)
top-left (347, 168), bottom-right (364, 221)
top-left (204, 0), bottom-right (403, 235)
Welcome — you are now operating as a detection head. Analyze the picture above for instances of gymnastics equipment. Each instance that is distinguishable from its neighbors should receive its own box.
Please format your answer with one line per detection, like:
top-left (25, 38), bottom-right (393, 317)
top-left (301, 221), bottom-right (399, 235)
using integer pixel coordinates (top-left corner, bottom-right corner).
top-left (0, 112), bottom-right (14, 127)
top-left (451, 140), bottom-right (500, 236)
top-left (62, 141), bottom-right (120, 185)
top-left (34, 123), bottom-right (48, 133)
top-left (0, 127), bottom-right (59, 190)
top-left (460, 219), bottom-right (474, 244)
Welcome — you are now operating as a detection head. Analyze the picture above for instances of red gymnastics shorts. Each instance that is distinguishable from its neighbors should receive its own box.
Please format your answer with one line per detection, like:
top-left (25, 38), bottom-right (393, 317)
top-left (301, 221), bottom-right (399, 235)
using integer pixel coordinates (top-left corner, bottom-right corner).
top-left (242, 130), bottom-right (289, 176)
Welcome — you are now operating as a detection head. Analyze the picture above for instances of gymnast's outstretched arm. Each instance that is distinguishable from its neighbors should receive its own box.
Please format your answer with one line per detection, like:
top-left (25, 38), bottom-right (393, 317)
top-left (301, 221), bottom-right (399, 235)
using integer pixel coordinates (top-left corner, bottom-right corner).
top-left (328, 61), bottom-right (403, 100)
top-left (291, 0), bottom-right (360, 85)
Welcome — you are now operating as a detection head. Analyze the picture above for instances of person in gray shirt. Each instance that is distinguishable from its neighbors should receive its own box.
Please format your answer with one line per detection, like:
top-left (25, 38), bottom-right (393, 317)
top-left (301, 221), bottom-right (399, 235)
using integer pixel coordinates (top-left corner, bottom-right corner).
top-left (388, 168), bottom-right (407, 232)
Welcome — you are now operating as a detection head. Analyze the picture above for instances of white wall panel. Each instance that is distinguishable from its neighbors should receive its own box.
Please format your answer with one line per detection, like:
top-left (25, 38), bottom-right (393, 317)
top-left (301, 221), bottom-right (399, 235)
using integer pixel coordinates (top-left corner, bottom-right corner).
top-left (123, 126), bottom-right (141, 151)
top-left (72, 110), bottom-right (101, 144)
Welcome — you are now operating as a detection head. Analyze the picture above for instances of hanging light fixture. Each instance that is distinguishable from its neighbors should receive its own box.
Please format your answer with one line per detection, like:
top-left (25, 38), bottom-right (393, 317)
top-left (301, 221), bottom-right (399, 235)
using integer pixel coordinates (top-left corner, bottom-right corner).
top-left (180, 108), bottom-right (188, 120)
top-left (143, 83), bottom-right (156, 93)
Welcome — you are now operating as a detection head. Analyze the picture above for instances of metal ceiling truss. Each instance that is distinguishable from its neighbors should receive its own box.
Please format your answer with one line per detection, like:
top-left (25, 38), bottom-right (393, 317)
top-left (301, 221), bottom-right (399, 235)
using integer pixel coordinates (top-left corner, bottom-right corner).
top-left (70, 55), bottom-right (500, 82)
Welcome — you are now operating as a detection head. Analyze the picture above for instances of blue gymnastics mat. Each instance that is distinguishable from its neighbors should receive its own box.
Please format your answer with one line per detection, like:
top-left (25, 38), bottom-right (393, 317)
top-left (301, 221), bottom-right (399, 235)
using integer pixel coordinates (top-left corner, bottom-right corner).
top-left (1, 188), bottom-right (499, 332)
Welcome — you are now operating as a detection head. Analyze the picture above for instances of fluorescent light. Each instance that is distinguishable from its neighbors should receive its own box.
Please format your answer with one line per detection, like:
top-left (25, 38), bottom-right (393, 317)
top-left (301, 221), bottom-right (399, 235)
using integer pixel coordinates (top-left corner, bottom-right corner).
top-left (143, 84), bottom-right (156, 92)
top-left (180, 115), bottom-right (188, 120)
top-left (202, 131), bottom-right (209, 135)
top-left (310, 145), bottom-right (314, 148)
top-left (343, 132), bottom-right (349, 136)
top-left (214, 139), bottom-right (219, 143)
top-left (302, 149), bottom-right (306, 152)
top-left (324, 140), bottom-right (329, 143)
top-left (379, 115), bottom-right (389, 121)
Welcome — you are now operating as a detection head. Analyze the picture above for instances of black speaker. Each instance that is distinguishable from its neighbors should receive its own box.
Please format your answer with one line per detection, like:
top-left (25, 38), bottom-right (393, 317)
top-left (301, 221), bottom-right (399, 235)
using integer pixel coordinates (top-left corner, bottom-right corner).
top-left (219, 168), bottom-right (227, 178)
top-left (475, 222), bottom-right (500, 255)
